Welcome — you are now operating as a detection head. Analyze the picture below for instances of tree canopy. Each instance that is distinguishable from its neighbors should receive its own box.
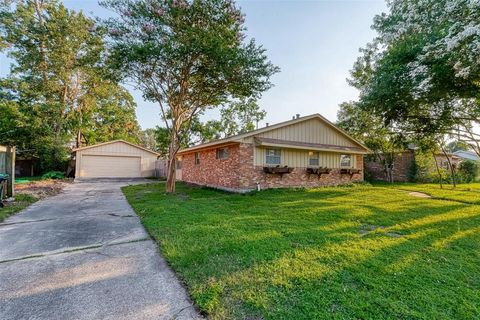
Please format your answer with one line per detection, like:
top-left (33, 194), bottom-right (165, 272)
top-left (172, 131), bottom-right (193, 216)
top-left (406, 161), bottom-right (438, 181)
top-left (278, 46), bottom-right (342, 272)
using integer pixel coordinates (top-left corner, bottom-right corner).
top-left (101, 0), bottom-right (279, 192)
top-left (0, 0), bottom-right (141, 171)
top-left (351, 0), bottom-right (480, 140)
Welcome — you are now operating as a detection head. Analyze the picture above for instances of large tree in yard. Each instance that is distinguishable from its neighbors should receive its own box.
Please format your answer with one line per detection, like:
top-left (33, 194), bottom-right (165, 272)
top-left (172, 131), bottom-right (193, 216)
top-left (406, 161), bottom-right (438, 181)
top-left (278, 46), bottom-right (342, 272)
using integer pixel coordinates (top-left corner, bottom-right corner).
top-left (347, 0), bottom-right (480, 185)
top-left (101, 0), bottom-right (279, 192)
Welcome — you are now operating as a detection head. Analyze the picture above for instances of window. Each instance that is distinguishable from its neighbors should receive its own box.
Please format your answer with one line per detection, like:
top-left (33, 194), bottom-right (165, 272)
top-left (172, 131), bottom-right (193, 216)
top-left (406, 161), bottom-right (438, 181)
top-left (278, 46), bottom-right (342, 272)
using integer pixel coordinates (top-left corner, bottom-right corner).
top-left (194, 152), bottom-right (200, 165)
top-left (340, 154), bottom-right (352, 168)
top-left (176, 159), bottom-right (182, 170)
top-left (216, 147), bottom-right (229, 160)
top-left (266, 149), bottom-right (281, 165)
top-left (308, 151), bottom-right (320, 166)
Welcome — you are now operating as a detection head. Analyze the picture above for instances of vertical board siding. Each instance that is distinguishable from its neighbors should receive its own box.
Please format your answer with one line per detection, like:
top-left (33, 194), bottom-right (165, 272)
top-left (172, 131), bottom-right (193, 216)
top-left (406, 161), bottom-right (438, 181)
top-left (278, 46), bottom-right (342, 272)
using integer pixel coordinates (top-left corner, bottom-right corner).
top-left (0, 152), bottom-right (5, 172)
top-left (77, 141), bottom-right (158, 178)
top-left (254, 147), bottom-right (356, 169)
top-left (257, 118), bottom-right (357, 147)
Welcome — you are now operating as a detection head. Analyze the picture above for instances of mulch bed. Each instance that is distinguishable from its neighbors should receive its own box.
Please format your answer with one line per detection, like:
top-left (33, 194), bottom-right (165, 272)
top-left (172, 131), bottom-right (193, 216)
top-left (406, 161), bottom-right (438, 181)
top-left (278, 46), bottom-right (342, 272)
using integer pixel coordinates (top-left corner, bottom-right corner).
top-left (15, 179), bottom-right (73, 200)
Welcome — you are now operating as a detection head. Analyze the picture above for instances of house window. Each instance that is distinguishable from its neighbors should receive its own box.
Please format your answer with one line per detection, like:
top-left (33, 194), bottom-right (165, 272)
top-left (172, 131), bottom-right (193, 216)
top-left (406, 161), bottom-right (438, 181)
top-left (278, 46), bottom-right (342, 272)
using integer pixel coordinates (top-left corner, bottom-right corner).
top-left (176, 159), bottom-right (182, 170)
top-left (340, 154), bottom-right (352, 168)
top-left (308, 151), bottom-right (320, 166)
top-left (194, 152), bottom-right (200, 165)
top-left (216, 147), bottom-right (229, 160)
top-left (266, 148), bottom-right (281, 165)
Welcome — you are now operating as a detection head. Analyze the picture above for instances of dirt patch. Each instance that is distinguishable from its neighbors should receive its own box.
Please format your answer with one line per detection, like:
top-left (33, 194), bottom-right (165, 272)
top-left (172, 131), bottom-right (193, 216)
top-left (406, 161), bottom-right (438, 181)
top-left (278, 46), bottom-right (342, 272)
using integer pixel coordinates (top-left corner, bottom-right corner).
top-left (408, 191), bottom-right (432, 198)
top-left (15, 179), bottom-right (72, 200)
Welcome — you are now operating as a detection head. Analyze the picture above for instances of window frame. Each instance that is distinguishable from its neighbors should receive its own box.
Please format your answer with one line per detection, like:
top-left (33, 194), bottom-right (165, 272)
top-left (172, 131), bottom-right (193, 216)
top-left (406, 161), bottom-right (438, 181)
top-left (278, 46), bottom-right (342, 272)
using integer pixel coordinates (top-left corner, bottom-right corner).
top-left (216, 147), bottom-right (229, 160)
top-left (308, 151), bottom-right (320, 167)
top-left (194, 152), bottom-right (200, 165)
top-left (265, 148), bottom-right (281, 165)
top-left (340, 154), bottom-right (352, 168)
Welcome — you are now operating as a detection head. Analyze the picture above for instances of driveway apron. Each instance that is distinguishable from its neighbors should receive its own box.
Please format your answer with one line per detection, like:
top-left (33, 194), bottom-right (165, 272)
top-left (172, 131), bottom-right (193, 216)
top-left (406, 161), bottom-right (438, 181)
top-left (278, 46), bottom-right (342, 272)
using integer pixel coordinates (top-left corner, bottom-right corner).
top-left (0, 179), bottom-right (201, 320)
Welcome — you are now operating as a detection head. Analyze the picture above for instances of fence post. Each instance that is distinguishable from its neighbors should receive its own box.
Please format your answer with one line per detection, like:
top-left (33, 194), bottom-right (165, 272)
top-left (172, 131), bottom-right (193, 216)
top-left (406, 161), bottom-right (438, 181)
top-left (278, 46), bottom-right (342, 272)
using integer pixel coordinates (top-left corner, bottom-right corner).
top-left (5, 146), bottom-right (15, 197)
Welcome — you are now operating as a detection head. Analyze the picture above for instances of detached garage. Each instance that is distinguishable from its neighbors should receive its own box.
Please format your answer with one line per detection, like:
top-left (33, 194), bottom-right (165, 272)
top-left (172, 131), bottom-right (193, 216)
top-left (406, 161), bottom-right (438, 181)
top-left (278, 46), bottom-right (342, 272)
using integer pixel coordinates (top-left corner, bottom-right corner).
top-left (73, 140), bottom-right (159, 179)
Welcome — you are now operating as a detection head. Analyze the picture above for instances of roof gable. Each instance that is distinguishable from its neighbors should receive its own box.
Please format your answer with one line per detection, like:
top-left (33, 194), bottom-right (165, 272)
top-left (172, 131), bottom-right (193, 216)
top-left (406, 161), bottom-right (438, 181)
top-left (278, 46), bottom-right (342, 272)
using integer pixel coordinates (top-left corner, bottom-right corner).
top-left (72, 140), bottom-right (159, 156)
top-left (178, 114), bottom-right (370, 154)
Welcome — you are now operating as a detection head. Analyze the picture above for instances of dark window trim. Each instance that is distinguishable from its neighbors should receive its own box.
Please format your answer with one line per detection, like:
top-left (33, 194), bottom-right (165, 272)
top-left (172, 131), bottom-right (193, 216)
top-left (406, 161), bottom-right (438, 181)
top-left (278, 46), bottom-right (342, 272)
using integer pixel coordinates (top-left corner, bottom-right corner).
top-left (194, 152), bottom-right (200, 165)
top-left (216, 147), bottom-right (229, 160)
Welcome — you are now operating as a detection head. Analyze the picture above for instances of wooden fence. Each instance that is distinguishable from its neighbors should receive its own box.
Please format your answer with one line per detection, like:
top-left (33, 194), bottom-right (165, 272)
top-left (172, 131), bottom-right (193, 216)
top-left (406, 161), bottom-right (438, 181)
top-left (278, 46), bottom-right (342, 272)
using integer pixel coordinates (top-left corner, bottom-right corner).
top-left (0, 146), bottom-right (15, 197)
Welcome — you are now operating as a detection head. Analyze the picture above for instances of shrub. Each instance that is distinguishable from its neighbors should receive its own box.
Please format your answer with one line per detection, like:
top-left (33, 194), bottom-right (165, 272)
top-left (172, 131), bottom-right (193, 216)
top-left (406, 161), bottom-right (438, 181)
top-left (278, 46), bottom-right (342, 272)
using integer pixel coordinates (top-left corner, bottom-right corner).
top-left (407, 158), bottom-right (419, 182)
top-left (457, 160), bottom-right (479, 183)
top-left (41, 171), bottom-right (65, 180)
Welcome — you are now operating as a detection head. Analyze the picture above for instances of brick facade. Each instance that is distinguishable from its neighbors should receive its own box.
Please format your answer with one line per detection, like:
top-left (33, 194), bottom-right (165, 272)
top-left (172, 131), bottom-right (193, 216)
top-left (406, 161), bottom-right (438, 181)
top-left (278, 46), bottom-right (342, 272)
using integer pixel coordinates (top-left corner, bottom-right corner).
top-left (181, 143), bottom-right (364, 192)
top-left (364, 151), bottom-right (461, 182)
top-left (364, 151), bottom-right (414, 182)
top-left (181, 143), bottom-right (240, 189)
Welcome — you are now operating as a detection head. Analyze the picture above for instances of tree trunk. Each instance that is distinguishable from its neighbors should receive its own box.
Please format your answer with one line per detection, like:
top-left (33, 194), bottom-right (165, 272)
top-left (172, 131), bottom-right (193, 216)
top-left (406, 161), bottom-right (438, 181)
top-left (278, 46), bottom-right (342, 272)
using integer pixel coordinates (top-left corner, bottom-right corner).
top-left (165, 132), bottom-right (178, 193)
top-left (432, 152), bottom-right (443, 189)
top-left (76, 129), bottom-right (82, 148)
top-left (441, 147), bottom-right (456, 188)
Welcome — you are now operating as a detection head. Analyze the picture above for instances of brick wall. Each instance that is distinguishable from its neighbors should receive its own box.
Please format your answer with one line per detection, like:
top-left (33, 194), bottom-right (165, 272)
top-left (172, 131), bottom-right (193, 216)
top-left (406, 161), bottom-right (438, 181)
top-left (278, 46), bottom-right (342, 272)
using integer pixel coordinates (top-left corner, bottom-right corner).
top-left (182, 143), bottom-right (365, 191)
top-left (238, 144), bottom-right (363, 190)
top-left (364, 151), bottom-right (415, 182)
top-left (181, 144), bottom-right (240, 189)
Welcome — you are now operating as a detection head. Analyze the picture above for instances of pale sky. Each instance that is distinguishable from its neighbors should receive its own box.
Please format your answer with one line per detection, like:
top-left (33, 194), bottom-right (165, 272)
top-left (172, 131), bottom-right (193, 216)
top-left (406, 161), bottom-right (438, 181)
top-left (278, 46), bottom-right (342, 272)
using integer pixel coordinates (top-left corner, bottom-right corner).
top-left (0, 0), bottom-right (388, 130)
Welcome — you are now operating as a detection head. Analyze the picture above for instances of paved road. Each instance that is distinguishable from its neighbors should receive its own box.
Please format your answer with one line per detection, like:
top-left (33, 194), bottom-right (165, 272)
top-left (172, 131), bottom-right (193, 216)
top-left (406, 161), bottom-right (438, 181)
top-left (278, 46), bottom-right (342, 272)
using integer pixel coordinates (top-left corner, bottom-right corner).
top-left (0, 179), bottom-right (201, 320)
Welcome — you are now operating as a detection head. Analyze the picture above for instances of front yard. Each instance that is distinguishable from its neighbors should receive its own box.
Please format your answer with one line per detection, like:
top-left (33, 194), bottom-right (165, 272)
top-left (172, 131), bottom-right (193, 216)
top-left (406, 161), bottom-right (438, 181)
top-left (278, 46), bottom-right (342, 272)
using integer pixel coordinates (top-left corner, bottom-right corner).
top-left (123, 182), bottom-right (480, 319)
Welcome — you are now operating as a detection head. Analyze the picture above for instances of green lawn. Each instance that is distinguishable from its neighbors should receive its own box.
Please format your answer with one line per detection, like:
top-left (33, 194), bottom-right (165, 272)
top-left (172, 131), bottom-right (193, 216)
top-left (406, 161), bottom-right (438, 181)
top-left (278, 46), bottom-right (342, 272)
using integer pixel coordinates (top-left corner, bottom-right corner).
top-left (123, 183), bottom-right (480, 319)
top-left (0, 194), bottom-right (37, 222)
top-left (378, 182), bottom-right (480, 204)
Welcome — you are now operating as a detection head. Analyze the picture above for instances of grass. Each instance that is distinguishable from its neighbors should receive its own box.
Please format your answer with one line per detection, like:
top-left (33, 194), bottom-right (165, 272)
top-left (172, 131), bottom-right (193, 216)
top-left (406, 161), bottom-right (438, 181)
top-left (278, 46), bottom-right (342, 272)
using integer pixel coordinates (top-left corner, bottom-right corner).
top-left (0, 194), bottom-right (37, 222)
top-left (123, 182), bottom-right (480, 319)
top-left (15, 176), bottom-right (44, 184)
top-left (378, 182), bottom-right (480, 204)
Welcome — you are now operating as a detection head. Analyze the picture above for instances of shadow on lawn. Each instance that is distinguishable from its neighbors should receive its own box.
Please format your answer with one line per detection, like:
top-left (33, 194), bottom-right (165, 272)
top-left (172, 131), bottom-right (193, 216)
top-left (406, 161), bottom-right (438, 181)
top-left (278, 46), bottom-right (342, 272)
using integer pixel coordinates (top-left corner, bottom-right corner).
top-left (127, 183), bottom-right (480, 319)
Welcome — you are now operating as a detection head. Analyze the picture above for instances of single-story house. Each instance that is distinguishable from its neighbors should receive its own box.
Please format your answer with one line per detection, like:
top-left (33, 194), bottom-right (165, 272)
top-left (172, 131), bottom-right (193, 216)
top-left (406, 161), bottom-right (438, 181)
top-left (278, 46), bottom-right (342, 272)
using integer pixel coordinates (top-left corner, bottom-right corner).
top-left (72, 140), bottom-right (159, 179)
top-left (453, 150), bottom-right (479, 161)
top-left (177, 113), bottom-right (371, 192)
top-left (365, 150), bottom-right (462, 182)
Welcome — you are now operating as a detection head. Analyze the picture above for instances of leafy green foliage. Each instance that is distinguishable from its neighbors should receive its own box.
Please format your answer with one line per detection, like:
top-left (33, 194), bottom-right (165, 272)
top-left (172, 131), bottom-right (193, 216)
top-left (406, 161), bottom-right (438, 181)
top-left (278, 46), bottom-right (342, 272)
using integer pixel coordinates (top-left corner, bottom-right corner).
top-left (337, 101), bottom-right (406, 182)
top-left (41, 170), bottom-right (65, 180)
top-left (457, 160), bottom-right (479, 183)
top-left (101, 0), bottom-right (279, 191)
top-left (124, 182), bottom-right (480, 319)
top-left (350, 0), bottom-right (480, 151)
top-left (0, 0), bottom-right (141, 172)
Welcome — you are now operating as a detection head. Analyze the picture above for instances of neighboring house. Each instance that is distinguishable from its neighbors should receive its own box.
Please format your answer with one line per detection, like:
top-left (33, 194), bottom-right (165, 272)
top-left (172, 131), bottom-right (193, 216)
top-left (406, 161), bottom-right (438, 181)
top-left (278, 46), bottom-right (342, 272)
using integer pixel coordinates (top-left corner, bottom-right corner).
top-left (177, 114), bottom-right (370, 192)
top-left (453, 150), bottom-right (480, 161)
top-left (365, 150), bottom-right (461, 182)
top-left (72, 140), bottom-right (159, 179)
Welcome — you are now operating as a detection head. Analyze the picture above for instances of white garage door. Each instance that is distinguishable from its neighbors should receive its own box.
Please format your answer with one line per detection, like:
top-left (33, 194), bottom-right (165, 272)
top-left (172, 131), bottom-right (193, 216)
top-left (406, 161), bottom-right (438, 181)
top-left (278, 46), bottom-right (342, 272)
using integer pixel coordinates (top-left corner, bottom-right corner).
top-left (80, 155), bottom-right (141, 178)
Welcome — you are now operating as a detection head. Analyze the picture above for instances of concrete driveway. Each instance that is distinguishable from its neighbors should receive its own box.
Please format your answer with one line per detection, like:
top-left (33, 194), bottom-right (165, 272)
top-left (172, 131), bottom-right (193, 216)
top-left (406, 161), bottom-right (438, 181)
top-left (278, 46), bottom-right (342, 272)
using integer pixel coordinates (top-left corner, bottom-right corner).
top-left (0, 179), bottom-right (202, 320)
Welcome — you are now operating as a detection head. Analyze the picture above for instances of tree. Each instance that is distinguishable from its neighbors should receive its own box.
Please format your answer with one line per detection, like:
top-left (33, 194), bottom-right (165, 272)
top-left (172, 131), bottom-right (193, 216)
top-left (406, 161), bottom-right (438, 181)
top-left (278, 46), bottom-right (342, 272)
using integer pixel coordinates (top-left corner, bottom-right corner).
top-left (349, 0), bottom-right (480, 186)
top-left (337, 101), bottom-right (406, 182)
top-left (189, 98), bottom-right (266, 143)
top-left (0, 0), bottom-right (141, 171)
top-left (101, 0), bottom-right (279, 192)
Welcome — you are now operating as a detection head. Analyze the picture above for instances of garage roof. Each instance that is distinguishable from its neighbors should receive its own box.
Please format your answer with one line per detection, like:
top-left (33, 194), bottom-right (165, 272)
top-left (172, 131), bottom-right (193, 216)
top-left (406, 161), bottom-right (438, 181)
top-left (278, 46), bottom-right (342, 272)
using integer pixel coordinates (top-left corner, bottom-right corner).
top-left (72, 140), bottom-right (160, 156)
